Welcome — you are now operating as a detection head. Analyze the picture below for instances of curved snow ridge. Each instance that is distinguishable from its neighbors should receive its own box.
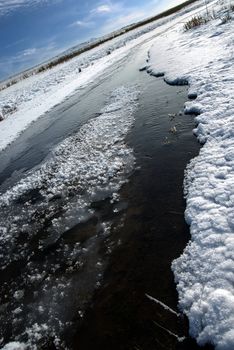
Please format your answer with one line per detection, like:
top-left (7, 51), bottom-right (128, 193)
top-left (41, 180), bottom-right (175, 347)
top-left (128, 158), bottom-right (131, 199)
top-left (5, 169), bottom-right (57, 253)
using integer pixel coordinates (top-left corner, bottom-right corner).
top-left (148, 3), bottom-right (234, 350)
top-left (0, 85), bottom-right (139, 268)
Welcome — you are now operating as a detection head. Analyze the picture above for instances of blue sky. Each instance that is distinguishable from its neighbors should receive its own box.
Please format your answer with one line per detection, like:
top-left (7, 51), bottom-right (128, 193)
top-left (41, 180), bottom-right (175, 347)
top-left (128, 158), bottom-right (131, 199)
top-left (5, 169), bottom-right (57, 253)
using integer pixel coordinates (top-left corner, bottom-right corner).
top-left (0, 0), bottom-right (185, 81)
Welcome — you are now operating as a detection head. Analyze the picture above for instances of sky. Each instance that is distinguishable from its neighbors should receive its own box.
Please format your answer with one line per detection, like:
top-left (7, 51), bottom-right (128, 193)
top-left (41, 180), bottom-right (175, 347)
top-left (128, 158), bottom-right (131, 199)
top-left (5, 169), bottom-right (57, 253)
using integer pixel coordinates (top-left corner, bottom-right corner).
top-left (0, 0), bottom-right (185, 81)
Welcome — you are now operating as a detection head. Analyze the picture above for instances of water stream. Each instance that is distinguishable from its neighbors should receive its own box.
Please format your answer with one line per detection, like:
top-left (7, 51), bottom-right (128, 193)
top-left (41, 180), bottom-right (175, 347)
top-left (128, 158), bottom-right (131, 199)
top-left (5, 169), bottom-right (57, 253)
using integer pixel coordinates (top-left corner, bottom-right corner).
top-left (0, 38), bottom-right (213, 349)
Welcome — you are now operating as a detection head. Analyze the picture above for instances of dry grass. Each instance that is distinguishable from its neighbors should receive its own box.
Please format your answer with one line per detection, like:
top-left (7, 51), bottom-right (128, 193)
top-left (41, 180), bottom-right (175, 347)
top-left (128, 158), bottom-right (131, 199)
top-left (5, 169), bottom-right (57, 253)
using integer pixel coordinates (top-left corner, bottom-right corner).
top-left (184, 15), bottom-right (208, 30)
top-left (184, 2), bottom-right (234, 31)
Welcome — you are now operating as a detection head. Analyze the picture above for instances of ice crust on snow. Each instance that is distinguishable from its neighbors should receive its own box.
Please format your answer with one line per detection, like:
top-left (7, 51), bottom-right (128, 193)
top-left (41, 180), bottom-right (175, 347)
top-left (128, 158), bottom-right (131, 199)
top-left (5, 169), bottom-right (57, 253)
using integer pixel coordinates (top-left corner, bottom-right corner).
top-left (148, 1), bottom-right (234, 349)
top-left (0, 86), bottom-right (138, 349)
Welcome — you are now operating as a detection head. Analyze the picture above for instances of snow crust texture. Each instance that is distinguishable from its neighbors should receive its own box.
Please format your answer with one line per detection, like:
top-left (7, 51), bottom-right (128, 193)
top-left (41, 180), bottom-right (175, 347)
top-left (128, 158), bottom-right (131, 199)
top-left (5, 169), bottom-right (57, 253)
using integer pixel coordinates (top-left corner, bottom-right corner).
top-left (148, 2), bottom-right (234, 349)
top-left (0, 86), bottom-right (138, 349)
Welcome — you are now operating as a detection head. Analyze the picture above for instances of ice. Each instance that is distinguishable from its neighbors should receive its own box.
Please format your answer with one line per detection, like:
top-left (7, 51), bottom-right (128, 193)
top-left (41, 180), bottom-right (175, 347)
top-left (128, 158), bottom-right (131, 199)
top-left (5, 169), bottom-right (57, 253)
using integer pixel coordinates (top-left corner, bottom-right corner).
top-left (0, 86), bottom-right (139, 349)
top-left (0, 85), bottom-right (139, 265)
top-left (147, 1), bottom-right (234, 348)
top-left (145, 294), bottom-right (180, 317)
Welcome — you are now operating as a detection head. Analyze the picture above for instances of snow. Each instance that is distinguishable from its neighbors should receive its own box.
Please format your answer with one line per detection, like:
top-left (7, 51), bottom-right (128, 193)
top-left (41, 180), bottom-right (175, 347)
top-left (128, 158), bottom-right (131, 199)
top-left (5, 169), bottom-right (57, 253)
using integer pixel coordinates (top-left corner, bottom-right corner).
top-left (0, 85), bottom-right (138, 265)
top-left (0, 86), bottom-right (138, 349)
top-left (0, 0), bottom-right (214, 152)
top-left (0, 0), bottom-right (232, 348)
top-left (147, 1), bottom-right (234, 349)
top-left (0, 343), bottom-right (26, 350)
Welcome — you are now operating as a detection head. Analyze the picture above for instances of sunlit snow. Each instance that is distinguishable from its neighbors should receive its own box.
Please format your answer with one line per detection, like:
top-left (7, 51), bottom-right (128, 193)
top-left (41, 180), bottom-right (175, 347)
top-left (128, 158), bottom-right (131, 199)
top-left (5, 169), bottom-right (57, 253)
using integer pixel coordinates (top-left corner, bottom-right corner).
top-left (148, 1), bottom-right (234, 349)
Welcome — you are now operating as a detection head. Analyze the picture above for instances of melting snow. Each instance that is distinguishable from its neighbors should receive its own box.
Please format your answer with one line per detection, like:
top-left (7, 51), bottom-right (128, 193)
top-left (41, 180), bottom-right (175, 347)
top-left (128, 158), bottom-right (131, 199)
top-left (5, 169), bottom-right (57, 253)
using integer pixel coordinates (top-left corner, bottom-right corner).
top-left (0, 86), bottom-right (139, 349)
top-left (0, 85), bottom-right (139, 266)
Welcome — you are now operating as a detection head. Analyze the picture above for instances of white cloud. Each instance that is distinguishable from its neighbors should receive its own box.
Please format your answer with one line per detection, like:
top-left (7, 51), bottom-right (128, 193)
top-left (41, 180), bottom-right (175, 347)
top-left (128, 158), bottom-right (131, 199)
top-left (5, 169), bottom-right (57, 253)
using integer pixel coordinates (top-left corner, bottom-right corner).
top-left (22, 48), bottom-right (37, 56)
top-left (95, 5), bottom-right (111, 13)
top-left (70, 20), bottom-right (94, 28)
top-left (69, 2), bottom-right (122, 30)
top-left (0, 0), bottom-right (59, 16)
top-left (0, 40), bottom-right (60, 80)
top-left (69, 2), bottom-right (123, 31)
top-left (90, 2), bottom-right (122, 15)
top-left (1, 42), bottom-right (57, 65)
top-left (5, 47), bottom-right (38, 62)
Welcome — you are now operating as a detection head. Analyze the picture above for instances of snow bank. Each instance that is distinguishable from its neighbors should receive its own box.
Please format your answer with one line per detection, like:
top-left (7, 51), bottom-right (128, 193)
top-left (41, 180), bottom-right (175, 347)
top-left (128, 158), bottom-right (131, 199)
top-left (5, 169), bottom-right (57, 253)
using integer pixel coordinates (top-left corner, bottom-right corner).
top-left (148, 2), bottom-right (234, 349)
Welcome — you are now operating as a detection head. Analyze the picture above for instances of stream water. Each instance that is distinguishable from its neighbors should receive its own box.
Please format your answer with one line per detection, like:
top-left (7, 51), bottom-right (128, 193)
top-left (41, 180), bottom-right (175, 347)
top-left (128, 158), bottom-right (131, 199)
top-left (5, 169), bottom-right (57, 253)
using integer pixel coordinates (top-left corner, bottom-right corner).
top-left (0, 38), bottom-right (213, 350)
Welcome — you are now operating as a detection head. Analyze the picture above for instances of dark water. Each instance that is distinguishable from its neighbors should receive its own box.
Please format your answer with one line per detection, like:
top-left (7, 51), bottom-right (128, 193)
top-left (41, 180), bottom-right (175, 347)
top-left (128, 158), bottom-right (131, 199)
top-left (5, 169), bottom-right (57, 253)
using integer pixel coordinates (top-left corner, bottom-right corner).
top-left (0, 39), bottom-right (214, 350)
top-left (70, 73), bottom-right (212, 350)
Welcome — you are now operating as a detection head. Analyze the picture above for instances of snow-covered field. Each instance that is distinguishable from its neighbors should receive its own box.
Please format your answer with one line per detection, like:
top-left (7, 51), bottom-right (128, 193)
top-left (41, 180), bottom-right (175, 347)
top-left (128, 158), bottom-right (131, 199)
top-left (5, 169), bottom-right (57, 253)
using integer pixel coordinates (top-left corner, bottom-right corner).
top-left (147, 1), bottom-right (234, 349)
top-left (0, 0), bottom-right (213, 152)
